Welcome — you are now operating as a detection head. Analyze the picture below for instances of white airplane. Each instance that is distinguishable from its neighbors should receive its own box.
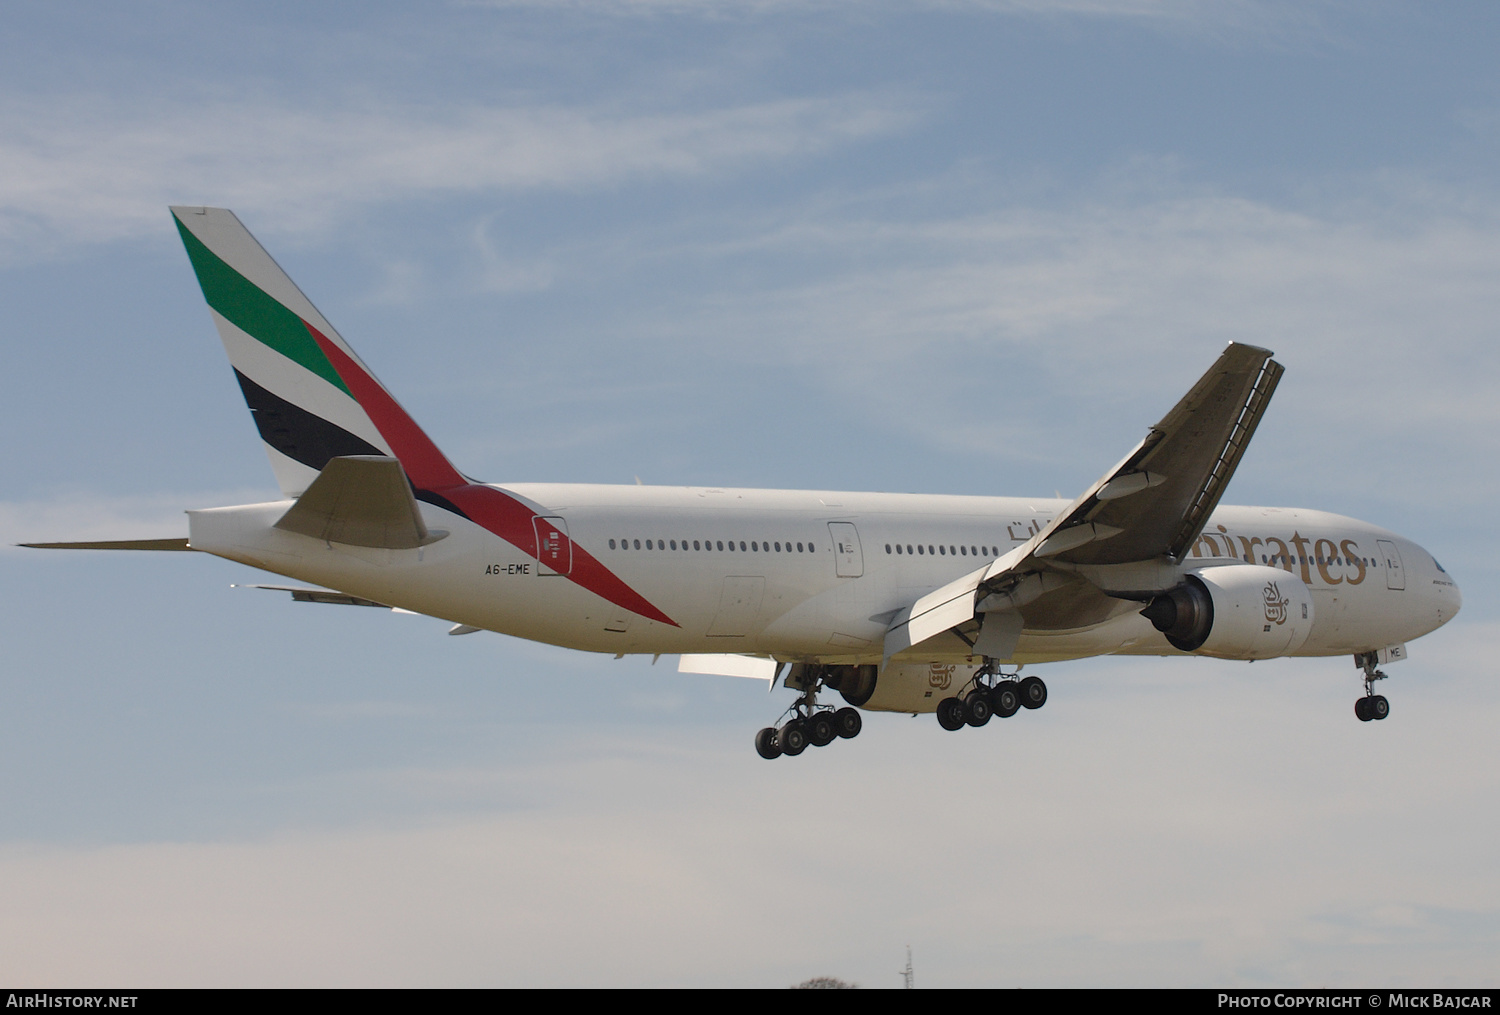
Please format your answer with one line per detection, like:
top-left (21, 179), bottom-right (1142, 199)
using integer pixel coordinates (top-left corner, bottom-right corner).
top-left (26, 207), bottom-right (1462, 758)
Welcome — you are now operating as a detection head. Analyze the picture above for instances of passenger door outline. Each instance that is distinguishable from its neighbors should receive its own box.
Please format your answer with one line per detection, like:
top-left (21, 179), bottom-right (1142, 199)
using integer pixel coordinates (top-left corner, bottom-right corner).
top-left (829, 521), bottom-right (864, 578)
top-left (533, 516), bottom-right (572, 576)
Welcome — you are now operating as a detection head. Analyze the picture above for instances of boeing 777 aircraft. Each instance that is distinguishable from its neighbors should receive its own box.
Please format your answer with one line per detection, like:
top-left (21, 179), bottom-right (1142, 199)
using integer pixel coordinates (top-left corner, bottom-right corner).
top-left (25, 208), bottom-right (1461, 759)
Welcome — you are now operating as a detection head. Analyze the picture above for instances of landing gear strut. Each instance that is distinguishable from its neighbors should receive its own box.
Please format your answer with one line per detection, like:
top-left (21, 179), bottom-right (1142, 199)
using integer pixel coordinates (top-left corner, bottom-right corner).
top-left (755, 666), bottom-right (862, 759)
top-left (1354, 652), bottom-right (1390, 722)
top-left (936, 661), bottom-right (1045, 732)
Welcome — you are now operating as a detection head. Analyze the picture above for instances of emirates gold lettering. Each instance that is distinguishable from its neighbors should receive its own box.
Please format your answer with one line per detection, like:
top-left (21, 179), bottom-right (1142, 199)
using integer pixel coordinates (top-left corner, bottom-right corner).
top-left (1186, 531), bottom-right (1364, 588)
top-left (1314, 537), bottom-right (1342, 585)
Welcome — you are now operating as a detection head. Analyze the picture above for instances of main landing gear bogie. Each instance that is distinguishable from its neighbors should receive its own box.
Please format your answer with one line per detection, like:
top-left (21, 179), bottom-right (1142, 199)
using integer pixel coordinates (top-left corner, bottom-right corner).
top-left (756, 666), bottom-right (863, 760)
top-left (937, 667), bottom-right (1047, 733)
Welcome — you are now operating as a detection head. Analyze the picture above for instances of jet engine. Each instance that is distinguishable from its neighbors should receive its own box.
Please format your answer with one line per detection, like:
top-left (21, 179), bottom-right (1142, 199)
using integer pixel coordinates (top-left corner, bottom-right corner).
top-left (1141, 563), bottom-right (1314, 659)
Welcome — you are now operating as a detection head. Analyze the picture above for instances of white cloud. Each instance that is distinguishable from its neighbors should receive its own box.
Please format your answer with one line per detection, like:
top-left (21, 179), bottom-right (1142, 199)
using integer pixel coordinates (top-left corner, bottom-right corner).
top-left (0, 92), bottom-right (914, 259)
top-left (459, 0), bottom-right (1337, 53)
top-left (465, 0), bottom-right (1308, 27)
top-left (594, 179), bottom-right (1500, 493)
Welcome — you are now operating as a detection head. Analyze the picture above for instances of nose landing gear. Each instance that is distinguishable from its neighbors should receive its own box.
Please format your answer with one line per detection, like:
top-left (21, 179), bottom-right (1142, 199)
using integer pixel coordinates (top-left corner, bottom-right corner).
top-left (755, 668), bottom-right (863, 759)
top-left (1354, 651), bottom-right (1390, 722)
top-left (936, 662), bottom-right (1045, 732)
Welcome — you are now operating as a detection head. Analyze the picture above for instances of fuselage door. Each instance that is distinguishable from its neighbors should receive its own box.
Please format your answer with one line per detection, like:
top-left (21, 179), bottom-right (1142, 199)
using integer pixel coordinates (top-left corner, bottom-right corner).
top-left (829, 521), bottom-right (864, 578)
top-left (533, 516), bottom-right (572, 576)
top-left (1377, 538), bottom-right (1404, 591)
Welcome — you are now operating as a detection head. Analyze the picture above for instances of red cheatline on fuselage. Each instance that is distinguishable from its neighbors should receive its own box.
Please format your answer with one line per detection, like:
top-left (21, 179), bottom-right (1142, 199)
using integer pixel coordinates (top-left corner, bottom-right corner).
top-left (303, 321), bottom-right (678, 628)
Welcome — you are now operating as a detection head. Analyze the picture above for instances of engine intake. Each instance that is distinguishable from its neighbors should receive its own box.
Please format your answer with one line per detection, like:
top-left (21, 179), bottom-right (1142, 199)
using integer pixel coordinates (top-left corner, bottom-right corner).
top-left (823, 664), bottom-right (878, 707)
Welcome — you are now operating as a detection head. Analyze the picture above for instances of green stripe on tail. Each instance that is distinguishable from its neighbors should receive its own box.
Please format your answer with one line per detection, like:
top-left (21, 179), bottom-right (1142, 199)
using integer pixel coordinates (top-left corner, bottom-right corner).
top-left (173, 214), bottom-right (350, 396)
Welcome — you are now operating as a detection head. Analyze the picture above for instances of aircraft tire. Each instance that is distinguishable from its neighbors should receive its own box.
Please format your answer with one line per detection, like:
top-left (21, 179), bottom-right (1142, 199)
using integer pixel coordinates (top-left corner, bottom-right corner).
top-left (936, 697), bottom-right (966, 731)
top-left (755, 727), bottom-right (783, 759)
top-left (779, 721), bottom-right (809, 756)
top-left (993, 682), bottom-right (1021, 717)
top-left (1370, 694), bottom-right (1390, 720)
top-left (808, 713), bottom-right (837, 747)
top-left (834, 707), bottom-right (862, 739)
top-left (1019, 676), bottom-right (1048, 710)
top-left (965, 690), bottom-right (993, 727)
top-left (1355, 697), bottom-right (1373, 722)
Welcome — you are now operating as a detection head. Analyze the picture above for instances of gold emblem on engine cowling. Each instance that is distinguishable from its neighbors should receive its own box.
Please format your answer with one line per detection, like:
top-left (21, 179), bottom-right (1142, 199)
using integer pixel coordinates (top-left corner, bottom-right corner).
top-left (1263, 581), bottom-right (1289, 626)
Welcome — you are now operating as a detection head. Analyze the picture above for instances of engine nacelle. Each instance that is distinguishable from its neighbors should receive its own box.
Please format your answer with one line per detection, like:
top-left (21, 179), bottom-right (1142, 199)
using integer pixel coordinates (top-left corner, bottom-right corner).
top-left (1141, 564), bottom-right (1314, 660)
top-left (825, 661), bottom-right (982, 714)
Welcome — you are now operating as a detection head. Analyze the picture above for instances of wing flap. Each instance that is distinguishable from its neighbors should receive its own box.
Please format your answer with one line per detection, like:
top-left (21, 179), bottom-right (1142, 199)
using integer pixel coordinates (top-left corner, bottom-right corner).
top-left (678, 654), bottom-right (778, 681)
top-left (883, 545), bottom-right (1032, 663)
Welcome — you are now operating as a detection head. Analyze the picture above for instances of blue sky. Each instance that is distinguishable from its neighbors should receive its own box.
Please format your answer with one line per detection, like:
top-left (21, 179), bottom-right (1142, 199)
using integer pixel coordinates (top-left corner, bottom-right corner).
top-left (1, 0), bottom-right (1498, 987)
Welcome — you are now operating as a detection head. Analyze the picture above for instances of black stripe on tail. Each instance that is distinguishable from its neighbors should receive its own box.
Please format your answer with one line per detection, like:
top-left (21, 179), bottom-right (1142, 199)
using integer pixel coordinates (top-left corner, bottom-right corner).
top-left (233, 369), bottom-right (383, 473)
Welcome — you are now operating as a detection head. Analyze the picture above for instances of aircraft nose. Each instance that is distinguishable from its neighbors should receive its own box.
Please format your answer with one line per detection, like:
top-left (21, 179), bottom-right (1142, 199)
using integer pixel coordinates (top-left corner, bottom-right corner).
top-left (1429, 553), bottom-right (1461, 622)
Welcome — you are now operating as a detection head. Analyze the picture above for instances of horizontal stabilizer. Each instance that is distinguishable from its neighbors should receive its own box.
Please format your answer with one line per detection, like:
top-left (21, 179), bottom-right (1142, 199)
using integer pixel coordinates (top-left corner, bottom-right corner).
top-left (274, 455), bottom-right (447, 549)
top-left (234, 583), bottom-right (391, 608)
top-left (20, 538), bottom-right (193, 551)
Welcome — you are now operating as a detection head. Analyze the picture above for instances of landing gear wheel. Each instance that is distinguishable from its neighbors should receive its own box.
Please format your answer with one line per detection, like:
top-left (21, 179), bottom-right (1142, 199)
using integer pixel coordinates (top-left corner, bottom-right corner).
top-left (992, 681), bottom-right (1020, 718)
top-left (1369, 694), bottom-right (1389, 720)
top-left (807, 712), bottom-right (837, 747)
top-left (779, 721), bottom-right (808, 756)
top-left (936, 697), bottom-right (967, 731)
top-left (755, 727), bottom-right (782, 759)
top-left (1355, 697), bottom-right (1373, 722)
top-left (1018, 675), bottom-right (1048, 710)
top-left (833, 707), bottom-right (862, 739)
top-left (964, 690), bottom-right (993, 727)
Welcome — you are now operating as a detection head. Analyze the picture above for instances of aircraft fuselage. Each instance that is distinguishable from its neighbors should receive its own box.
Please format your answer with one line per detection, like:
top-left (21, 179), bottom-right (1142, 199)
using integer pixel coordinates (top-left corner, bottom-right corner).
top-left (187, 486), bottom-right (1460, 667)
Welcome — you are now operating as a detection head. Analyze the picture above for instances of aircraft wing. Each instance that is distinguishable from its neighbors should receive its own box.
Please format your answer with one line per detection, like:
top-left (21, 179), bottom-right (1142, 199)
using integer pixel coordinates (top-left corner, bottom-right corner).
top-left (1032, 342), bottom-right (1283, 567)
top-left (883, 342), bottom-right (1283, 663)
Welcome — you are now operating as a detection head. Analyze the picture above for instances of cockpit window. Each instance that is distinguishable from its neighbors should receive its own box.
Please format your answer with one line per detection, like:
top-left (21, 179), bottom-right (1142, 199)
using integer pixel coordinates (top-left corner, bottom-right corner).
top-left (1434, 557), bottom-right (1447, 573)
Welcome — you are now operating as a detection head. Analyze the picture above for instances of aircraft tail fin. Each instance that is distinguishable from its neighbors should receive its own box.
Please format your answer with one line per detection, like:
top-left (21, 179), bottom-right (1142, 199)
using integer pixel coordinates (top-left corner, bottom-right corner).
top-left (170, 207), bottom-right (466, 498)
